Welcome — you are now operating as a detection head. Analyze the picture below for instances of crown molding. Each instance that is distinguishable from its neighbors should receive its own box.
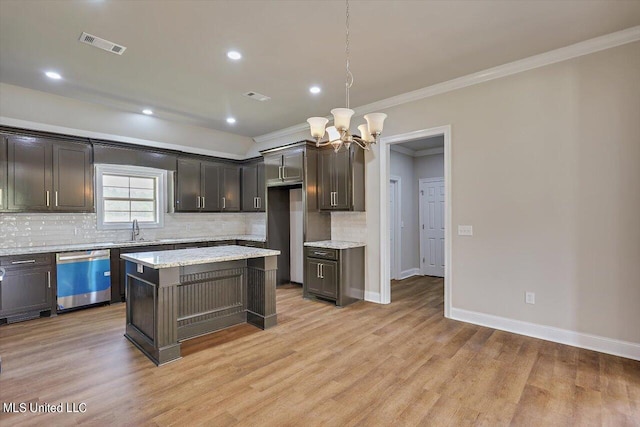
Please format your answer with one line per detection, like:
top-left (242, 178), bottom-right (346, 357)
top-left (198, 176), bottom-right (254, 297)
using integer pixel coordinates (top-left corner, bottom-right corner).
top-left (389, 144), bottom-right (415, 156)
top-left (253, 26), bottom-right (640, 145)
top-left (415, 147), bottom-right (444, 157)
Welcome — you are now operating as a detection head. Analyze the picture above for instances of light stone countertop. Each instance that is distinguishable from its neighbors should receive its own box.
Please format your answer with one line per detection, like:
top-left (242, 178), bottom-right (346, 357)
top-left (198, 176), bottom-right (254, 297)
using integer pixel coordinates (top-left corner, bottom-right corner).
top-left (0, 235), bottom-right (267, 257)
top-left (121, 245), bottom-right (280, 269)
top-left (304, 240), bottom-right (366, 250)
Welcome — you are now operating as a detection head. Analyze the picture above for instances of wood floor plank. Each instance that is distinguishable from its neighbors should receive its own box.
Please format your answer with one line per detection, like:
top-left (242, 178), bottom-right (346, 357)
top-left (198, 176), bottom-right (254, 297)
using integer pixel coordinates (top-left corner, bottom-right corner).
top-left (0, 277), bottom-right (638, 426)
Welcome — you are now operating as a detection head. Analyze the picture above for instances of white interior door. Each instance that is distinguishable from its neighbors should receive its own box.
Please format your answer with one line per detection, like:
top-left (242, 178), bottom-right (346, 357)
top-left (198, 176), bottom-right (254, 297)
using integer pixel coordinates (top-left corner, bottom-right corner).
top-left (389, 181), bottom-right (396, 280)
top-left (420, 178), bottom-right (445, 277)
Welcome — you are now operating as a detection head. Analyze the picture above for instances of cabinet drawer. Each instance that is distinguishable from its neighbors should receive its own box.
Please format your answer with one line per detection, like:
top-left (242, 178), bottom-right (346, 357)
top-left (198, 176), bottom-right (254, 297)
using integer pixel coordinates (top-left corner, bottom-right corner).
top-left (173, 242), bottom-right (209, 250)
top-left (237, 240), bottom-right (265, 248)
top-left (305, 247), bottom-right (338, 260)
top-left (1, 253), bottom-right (51, 267)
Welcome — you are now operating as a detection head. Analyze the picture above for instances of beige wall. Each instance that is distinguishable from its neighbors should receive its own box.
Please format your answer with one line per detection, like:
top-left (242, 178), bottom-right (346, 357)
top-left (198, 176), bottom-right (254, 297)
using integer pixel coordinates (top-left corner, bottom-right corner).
top-left (377, 41), bottom-right (640, 343)
top-left (0, 83), bottom-right (254, 158)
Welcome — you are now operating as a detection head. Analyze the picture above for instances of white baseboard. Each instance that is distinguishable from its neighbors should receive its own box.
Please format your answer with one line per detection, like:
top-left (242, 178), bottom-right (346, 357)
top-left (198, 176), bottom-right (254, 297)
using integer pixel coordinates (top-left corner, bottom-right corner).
top-left (450, 307), bottom-right (640, 361)
top-left (399, 268), bottom-right (421, 280)
top-left (365, 291), bottom-right (382, 304)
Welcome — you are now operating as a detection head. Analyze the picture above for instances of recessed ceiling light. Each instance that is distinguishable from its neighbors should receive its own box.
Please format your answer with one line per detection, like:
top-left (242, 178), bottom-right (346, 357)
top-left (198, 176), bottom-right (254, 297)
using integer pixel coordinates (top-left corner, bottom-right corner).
top-left (309, 86), bottom-right (321, 94)
top-left (227, 51), bottom-right (242, 60)
top-left (142, 109), bottom-right (153, 115)
top-left (45, 71), bottom-right (62, 80)
top-left (226, 117), bottom-right (236, 124)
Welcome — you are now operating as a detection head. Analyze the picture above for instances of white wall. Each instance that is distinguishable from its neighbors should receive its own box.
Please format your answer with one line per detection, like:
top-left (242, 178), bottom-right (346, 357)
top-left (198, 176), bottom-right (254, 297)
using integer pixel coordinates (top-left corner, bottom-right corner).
top-left (390, 150), bottom-right (418, 274)
top-left (0, 83), bottom-right (254, 159)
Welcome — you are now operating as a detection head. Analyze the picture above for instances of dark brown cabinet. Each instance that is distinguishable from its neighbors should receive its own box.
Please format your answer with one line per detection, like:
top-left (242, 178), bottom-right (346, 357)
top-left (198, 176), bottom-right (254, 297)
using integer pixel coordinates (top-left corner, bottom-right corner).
top-left (0, 135), bottom-right (7, 211)
top-left (241, 161), bottom-right (265, 211)
top-left (114, 244), bottom-right (175, 302)
top-left (264, 147), bottom-right (304, 186)
top-left (318, 146), bottom-right (364, 211)
top-left (93, 143), bottom-right (177, 170)
top-left (304, 245), bottom-right (364, 307)
top-left (221, 165), bottom-right (241, 211)
top-left (305, 257), bottom-right (338, 299)
top-left (176, 158), bottom-right (240, 212)
top-left (0, 253), bottom-right (54, 323)
top-left (6, 136), bottom-right (93, 212)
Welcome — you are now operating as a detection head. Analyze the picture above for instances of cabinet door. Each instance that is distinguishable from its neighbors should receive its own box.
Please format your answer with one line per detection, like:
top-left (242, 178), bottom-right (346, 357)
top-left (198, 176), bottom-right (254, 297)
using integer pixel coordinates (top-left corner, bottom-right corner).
top-left (332, 148), bottom-right (352, 210)
top-left (0, 266), bottom-right (52, 317)
top-left (7, 136), bottom-right (52, 211)
top-left (256, 162), bottom-right (265, 211)
top-left (282, 148), bottom-right (304, 183)
top-left (0, 135), bottom-right (6, 211)
top-left (306, 258), bottom-right (324, 296)
top-left (221, 165), bottom-right (240, 211)
top-left (241, 163), bottom-right (258, 211)
top-left (318, 149), bottom-right (334, 210)
top-left (52, 141), bottom-right (93, 212)
top-left (320, 260), bottom-right (338, 298)
top-left (201, 162), bottom-right (221, 212)
top-left (176, 158), bottom-right (201, 211)
top-left (264, 153), bottom-right (282, 185)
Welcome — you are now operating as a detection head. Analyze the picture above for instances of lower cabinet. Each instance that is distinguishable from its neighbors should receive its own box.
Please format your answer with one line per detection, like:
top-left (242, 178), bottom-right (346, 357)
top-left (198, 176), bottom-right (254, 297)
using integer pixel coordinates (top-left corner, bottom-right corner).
top-left (114, 244), bottom-right (174, 302)
top-left (0, 253), bottom-right (54, 323)
top-left (304, 246), bottom-right (364, 307)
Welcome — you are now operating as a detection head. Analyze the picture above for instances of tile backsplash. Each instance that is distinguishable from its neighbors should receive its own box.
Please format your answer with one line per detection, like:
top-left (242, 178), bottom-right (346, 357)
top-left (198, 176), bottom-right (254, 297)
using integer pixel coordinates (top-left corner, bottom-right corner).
top-left (0, 212), bottom-right (266, 249)
top-left (331, 212), bottom-right (367, 243)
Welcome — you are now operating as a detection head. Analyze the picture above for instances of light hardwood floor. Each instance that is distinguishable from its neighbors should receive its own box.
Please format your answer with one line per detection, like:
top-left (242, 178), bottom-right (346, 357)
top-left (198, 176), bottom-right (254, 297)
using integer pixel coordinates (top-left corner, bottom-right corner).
top-left (0, 276), bottom-right (638, 426)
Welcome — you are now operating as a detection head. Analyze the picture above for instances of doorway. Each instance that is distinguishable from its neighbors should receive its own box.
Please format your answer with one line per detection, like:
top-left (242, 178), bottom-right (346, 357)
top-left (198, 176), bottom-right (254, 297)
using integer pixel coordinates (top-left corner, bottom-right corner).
top-left (389, 176), bottom-right (401, 280)
top-left (380, 125), bottom-right (452, 318)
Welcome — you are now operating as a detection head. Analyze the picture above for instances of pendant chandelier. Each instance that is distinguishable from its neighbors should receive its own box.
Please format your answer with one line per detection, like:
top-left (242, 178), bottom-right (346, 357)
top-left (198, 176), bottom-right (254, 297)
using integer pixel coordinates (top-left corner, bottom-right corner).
top-left (307, 0), bottom-right (387, 153)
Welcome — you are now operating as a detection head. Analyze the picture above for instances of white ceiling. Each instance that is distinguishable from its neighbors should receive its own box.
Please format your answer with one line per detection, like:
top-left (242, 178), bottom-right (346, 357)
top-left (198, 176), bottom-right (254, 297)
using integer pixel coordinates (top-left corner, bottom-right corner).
top-left (399, 136), bottom-right (444, 152)
top-left (1, 1), bottom-right (639, 139)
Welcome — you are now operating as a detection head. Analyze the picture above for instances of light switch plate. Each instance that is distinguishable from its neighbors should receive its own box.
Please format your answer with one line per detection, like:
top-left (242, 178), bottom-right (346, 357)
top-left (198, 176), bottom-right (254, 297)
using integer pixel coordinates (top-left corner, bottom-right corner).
top-left (525, 292), bottom-right (535, 304)
top-left (458, 225), bottom-right (473, 236)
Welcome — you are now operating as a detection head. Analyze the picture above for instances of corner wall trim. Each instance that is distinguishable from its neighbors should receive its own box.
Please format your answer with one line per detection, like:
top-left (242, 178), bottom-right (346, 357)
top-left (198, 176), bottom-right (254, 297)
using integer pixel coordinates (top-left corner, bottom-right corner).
top-left (399, 268), bottom-right (420, 280)
top-left (253, 26), bottom-right (640, 145)
top-left (450, 307), bottom-right (640, 361)
top-left (364, 291), bottom-right (381, 304)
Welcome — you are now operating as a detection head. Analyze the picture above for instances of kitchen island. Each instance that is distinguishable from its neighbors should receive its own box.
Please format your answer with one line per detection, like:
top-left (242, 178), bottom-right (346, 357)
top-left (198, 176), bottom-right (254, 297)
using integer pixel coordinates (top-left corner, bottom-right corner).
top-left (121, 245), bottom-right (279, 365)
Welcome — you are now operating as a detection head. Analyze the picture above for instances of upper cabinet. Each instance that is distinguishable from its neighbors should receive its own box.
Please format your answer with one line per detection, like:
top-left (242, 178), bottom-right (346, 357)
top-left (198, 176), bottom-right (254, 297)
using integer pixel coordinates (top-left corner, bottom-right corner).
top-left (241, 161), bottom-right (265, 212)
top-left (175, 158), bottom-right (240, 212)
top-left (318, 146), bottom-right (365, 211)
top-left (93, 143), bottom-right (177, 170)
top-left (0, 135), bottom-right (7, 211)
top-left (264, 147), bottom-right (304, 186)
top-left (6, 135), bottom-right (93, 212)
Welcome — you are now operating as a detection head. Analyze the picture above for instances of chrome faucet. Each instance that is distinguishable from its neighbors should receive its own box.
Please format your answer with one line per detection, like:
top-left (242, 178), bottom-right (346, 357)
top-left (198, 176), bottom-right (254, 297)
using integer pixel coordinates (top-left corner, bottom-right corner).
top-left (132, 219), bottom-right (140, 241)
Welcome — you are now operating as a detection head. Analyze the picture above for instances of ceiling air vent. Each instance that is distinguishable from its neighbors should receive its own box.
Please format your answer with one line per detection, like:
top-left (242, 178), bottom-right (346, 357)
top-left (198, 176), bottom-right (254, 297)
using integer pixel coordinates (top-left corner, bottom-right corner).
top-left (243, 91), bottom-right (271, 102)
top-left (78, 32), bottom-right (127, 55)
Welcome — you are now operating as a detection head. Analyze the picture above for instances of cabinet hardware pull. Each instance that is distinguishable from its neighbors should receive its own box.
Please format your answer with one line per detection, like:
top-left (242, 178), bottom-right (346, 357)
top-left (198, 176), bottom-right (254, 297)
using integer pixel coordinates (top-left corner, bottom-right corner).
top-left (314, 251), bottom-right (329, 256)
top-left (197, 196), bottom-right (201, 209)
top-left (46, 190), bottom-right (50, 207)
top-left (202, 196), bottom-right (205, 209)
top-left (11, 259), bottom-right (36, 265)
top-left (254, 197), bottom-right (258, 209)
top-left (222, 197), bottom-right (226, 209)
top-left (55, 191), bottom-right (59, 207)
top-left (278, 166), bottom-right (283, 180)
top-left (47, 271), bottom-right (51, 288)
top-left (0, 188), bottom-right (3, 207)
top-left (282, 166), bottom-right (286, 179)
top-left (317, 263), bottom-right (320, 278)
top-left (257, 197), bottom-right (261, 209)
top-left (320, 263), bottom-right (324, 279)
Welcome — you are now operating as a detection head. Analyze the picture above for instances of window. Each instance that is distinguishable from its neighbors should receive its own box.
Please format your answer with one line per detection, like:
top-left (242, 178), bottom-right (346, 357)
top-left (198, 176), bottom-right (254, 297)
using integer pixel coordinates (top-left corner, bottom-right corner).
top-left (95, 164), bottom-right (167, 230)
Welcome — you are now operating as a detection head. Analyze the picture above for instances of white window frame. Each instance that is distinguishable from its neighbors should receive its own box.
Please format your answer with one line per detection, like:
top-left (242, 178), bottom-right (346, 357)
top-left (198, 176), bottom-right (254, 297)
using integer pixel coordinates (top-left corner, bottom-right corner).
top-left (95, 164), bottom-right (167, 230)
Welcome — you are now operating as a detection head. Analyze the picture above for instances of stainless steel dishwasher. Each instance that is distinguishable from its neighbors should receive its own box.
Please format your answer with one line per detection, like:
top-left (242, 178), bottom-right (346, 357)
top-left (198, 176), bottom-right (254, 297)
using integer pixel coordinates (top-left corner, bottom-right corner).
top-left (56, 250), bottom-right (111, 311)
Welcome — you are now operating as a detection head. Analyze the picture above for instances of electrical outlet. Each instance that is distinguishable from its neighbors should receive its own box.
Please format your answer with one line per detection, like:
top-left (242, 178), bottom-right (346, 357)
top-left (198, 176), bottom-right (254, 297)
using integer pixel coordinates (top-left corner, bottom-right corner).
top-left (458, 225), bottom-right (473, 236)
top-left (137, 264), bottom-right (144, 274)
top-left (525, 292), bottom-right (535, 304)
